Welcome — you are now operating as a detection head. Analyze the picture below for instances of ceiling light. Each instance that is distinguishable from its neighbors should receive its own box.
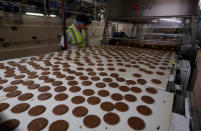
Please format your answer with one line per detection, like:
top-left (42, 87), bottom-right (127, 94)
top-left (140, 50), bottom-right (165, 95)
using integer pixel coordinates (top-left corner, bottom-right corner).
top-left (160, 18), bottom-right (182, 23)
top-left (25, 12), bottom-right (44, 16)
top-left (49, 14), bottom-right (57, 17)
top-left (152, 20), bottom-right (158, 23)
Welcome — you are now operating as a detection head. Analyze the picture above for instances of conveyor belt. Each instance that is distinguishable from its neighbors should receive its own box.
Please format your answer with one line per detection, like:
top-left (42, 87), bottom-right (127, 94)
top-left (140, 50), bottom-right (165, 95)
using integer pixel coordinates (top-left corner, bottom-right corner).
top-left (0, 45), bottom-right (174, 131)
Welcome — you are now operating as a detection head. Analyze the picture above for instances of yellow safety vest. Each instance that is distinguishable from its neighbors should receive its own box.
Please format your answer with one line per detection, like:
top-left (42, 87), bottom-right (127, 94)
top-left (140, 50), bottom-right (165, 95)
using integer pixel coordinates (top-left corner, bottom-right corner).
top-left (66, 24), bottom-right (87, 48)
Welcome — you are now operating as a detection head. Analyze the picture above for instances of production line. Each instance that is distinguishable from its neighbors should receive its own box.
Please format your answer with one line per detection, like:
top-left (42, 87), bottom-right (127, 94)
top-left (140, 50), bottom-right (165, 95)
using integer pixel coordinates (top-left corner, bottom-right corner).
top-left (0, 0), bottom-right (201, 131)
top-left (0, 46), bottom-right (174, 131)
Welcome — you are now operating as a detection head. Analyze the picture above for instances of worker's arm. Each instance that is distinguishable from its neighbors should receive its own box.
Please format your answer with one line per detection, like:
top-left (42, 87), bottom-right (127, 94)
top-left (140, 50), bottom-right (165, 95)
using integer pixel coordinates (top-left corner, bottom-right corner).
top-left (60, 32), bottom-right (72, 47)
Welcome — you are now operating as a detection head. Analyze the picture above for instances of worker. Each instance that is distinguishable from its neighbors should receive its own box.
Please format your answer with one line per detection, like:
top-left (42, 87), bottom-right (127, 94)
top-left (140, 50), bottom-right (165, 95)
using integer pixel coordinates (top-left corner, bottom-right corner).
top-left (60, 14), bottom-right (92, 50)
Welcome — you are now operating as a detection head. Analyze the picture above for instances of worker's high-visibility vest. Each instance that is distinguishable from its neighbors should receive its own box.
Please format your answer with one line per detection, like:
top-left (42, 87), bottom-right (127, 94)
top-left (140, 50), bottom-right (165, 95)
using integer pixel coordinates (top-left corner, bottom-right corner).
top-left (66, 24), bottom-right (87, 48)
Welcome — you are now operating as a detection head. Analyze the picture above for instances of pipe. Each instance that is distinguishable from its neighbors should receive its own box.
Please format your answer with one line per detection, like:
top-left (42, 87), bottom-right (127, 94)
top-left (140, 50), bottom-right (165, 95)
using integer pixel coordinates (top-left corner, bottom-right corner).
top-left (61, 0), bottom-right (67, 50)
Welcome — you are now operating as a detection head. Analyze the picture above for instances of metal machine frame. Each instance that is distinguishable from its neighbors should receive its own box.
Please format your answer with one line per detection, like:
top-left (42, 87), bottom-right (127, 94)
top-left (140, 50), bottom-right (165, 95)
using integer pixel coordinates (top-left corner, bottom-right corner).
top-left (102, 1), bottom-right (201, 130)
top-left (102, 0), bottom-right (199, 49)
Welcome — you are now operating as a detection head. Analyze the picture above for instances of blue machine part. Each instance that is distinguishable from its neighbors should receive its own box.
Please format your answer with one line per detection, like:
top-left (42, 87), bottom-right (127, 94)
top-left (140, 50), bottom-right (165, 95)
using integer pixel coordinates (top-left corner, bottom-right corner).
top-left (75, 0), bottom-right (81, 3)
top-left (113, 32), bottom-right (126, 37)
top-left (57, 1), bottom-right (61, 9)
top-left (97, 0), bottom-right (107, 3)
top-left (12, 4), bottom-right (19, 13)
top-left (3, 2), bottom-right (10, 12)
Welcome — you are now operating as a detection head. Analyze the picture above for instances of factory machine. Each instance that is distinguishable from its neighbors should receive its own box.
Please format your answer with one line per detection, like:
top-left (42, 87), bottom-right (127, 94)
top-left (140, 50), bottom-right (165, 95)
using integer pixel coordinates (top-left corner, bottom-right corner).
top-left (101, 0), bottom-right (201, 130)
top-left (0, 0), bottom-right (200, 131)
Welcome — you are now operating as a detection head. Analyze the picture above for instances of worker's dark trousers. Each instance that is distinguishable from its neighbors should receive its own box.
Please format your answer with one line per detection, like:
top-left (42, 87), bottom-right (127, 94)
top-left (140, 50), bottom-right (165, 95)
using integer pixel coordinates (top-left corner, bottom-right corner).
top-left (61, 46), bottom-right (66, 51)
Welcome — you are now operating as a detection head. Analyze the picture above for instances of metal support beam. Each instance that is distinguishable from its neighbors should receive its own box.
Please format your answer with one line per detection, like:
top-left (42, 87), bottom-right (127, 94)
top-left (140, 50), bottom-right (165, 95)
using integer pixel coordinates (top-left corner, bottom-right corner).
top-left (190, 14), bottom-right (200, 67)
top-left (17, 3), bottom-right (23, 24)
top-left (43, 0), bottom-right (47, 15)
top-left (194, 12), bottom-right (201, 41)
top-left (95, 0), bottom-right (96, 21)
top-left (192, 16), bottom-right (196, 42)
top-left (102, 18), bottom-right (109, 44)
top-left (61, 0), bottom-right (67, 50)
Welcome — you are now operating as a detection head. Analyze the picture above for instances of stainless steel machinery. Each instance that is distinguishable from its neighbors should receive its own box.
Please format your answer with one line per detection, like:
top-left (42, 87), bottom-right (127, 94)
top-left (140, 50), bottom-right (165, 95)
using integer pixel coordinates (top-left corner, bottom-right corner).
top-left (103, 0), bottom-right (199, 51)
top-left (103, 1), bottom-right (200, 130)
